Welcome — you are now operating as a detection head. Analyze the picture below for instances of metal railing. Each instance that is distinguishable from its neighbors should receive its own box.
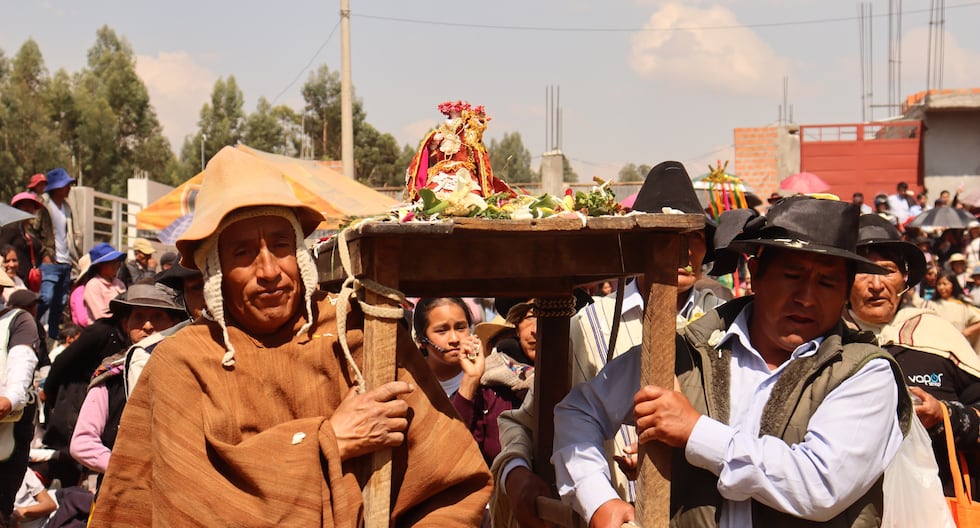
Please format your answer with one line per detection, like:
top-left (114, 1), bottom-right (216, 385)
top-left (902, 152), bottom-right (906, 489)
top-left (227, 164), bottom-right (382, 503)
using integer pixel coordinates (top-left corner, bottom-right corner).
top-left (70, 187), bottom-right (141, 254)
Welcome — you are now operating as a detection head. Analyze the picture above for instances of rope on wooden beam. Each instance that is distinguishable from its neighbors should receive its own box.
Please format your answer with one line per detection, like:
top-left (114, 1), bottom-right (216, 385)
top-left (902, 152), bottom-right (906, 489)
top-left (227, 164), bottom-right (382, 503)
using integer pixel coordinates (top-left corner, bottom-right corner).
top-left (534, 296), bottom-right (577, 318)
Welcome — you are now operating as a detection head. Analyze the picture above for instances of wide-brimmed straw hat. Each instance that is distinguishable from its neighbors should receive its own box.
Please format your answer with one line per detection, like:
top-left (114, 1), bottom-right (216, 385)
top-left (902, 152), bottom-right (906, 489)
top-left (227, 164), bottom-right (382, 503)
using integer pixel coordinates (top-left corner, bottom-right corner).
top-left (632, 161), bottom-right (716, 262)
top-left (473, 316), bottom-right (516, 352)
top-left (856, 214), bottom-right (926, 287)
top-left (723, 195), bottom-right (888, 275)
top-left (175, 146), bottom-right (324, 270)
top-left (109, 283), bottom-right (185, 319)
top-left (74, 254), bottom-right (92, 286)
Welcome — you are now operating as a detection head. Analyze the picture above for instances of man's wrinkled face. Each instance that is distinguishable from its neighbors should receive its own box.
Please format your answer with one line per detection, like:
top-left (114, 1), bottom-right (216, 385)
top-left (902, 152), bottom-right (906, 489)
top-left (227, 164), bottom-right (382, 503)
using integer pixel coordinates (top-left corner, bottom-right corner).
top-left (749, 248), bottom-right (849, 356)
top-left (849, 251), bottom-right (907, 325)
top-left (219, 215), bottom-right (300, 335)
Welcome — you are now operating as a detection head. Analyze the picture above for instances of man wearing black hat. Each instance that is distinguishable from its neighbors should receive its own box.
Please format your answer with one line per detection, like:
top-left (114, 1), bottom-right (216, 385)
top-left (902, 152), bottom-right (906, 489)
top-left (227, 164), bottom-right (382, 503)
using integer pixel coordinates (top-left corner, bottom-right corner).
top-left (553, 196), bottom-right (909, 527)
top-left (491, 161), bottom-right (727, 528)
top-left (123, 263), bottom-right (204, 397)
top-left (846, 214), bottom-right (980, 498)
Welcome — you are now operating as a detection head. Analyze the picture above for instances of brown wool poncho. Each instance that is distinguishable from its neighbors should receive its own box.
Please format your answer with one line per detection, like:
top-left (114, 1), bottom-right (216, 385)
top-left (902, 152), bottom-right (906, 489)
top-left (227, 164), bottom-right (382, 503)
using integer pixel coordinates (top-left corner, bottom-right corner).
top-left (89, 291), bottom-right (492, 527)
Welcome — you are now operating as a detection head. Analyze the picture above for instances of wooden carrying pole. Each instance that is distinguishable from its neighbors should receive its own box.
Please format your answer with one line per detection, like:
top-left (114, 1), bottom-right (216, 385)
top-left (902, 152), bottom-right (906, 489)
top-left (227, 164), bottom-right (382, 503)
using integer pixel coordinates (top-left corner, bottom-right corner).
top-left (634, 233), bottom-right (681, 527)
top-left (361, 241), bottom-right (401, 528)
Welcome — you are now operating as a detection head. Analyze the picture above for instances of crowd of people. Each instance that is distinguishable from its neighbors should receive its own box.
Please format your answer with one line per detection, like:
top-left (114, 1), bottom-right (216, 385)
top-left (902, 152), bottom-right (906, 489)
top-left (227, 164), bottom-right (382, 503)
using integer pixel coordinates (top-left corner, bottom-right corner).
top-left (1, 153), bottom-right (978, 527)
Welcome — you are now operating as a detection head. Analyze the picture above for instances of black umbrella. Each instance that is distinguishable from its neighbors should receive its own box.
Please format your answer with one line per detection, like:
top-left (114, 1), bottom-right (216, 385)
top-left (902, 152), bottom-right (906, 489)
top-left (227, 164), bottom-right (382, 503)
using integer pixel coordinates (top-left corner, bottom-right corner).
top-left (908, 206), bottom-right (977, 229)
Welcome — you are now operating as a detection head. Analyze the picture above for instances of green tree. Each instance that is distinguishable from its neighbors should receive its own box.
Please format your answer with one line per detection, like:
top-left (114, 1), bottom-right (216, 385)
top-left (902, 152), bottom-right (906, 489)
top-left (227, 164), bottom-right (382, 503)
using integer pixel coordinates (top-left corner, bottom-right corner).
top-left (243, 97), bottom-right (286, 153)
top-left (488, 132), bottom-right (536, 183)
top-left (353, 122), bottom-right (403, 186)
top-left (562, 154), bottom-right (578, 182)
top-left (617, 163), bottom-right (650, 182)
top-left (301, 64), bottom-right (367, 161)
top-left (74, 26), bottom-right (175, 194)
top-left (0, 39), bottom-right (70, 201)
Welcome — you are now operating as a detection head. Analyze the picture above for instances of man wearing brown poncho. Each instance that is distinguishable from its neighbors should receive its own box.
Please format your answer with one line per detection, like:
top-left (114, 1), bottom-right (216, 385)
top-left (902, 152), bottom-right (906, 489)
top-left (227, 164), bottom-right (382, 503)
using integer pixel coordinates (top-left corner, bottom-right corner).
top-left (90, 147), bottom-right (492, 527)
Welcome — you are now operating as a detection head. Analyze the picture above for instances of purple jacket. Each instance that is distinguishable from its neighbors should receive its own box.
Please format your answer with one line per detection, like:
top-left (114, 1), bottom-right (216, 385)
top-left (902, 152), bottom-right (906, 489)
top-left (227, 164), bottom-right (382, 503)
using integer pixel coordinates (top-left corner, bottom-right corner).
top-left (452, 385), bottom-right (525, 466)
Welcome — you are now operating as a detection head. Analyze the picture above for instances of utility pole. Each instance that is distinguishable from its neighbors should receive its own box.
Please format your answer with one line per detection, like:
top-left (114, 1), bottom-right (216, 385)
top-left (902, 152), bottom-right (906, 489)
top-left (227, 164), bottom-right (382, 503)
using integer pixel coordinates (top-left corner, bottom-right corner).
top-left (201, 134), bottom-right (207, 172)
top-left (340, 0), bottom-right (354, 179)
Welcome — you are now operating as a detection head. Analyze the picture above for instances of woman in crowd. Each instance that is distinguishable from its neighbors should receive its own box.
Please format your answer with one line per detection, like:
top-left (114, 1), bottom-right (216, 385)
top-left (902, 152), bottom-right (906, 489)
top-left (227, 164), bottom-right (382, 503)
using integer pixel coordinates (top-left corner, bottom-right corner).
top-left (414, 297), bottom-right (530, 466)
top-left (918, 261), bottom-right (939, 301)
top-left (0, 193), bottom-right (44, 286)
top-left (933, 270), bottom-right (980, 352)
top-left (40, 283), bottom-right (132, 486)
top-left (68, 255), bottom-right (91, 328)
top-left (81, 243), bottom-right (127, 322)
top-left (2, 245), bottom-right (27, 302)
top-left (70, 284), bottom-right (185, 492)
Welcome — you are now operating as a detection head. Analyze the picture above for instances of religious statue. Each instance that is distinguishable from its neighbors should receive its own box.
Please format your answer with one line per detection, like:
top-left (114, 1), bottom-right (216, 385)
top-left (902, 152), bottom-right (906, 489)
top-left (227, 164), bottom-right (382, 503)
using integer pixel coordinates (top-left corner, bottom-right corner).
top-left (405, 101), bottom-right (515, 206)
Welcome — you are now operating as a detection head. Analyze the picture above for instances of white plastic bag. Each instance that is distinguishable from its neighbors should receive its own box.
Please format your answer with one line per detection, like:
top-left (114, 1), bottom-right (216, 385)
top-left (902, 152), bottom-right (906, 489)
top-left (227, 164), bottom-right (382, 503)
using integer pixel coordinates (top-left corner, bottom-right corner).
top-left (882, 416), bottom-right (955, 528)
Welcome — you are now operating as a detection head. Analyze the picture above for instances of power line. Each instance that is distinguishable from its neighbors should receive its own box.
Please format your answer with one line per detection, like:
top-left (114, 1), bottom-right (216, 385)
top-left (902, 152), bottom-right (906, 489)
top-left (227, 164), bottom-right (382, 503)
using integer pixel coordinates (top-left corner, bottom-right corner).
top-left (270, 19), bottom-right (341, 105)
top-left (353, 1), bottom-right (980, 33)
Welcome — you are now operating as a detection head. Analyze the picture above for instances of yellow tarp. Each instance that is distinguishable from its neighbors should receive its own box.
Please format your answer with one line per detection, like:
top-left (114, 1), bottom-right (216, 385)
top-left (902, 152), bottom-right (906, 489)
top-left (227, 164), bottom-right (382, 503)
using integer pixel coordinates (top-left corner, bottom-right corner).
top-left (136, 145), bottom-right (399, 231)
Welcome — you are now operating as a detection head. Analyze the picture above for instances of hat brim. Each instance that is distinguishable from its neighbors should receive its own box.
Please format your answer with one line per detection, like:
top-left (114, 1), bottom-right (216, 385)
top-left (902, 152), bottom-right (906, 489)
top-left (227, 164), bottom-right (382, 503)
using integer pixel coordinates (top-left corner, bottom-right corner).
top-left (474, 321), bottom-right (516, 353)
top-left (154, 264), bottom-right (202, 291)
top-left (727, 239), bottom-right (890, 275)
top-left (90, 251), bottom-right (126, 267)
top-left (45, 179), bottom-right (76, 192)
top-left (857, 240), bottom-right (926, 287)
top-left (109, 296), bottom-right (185, 316)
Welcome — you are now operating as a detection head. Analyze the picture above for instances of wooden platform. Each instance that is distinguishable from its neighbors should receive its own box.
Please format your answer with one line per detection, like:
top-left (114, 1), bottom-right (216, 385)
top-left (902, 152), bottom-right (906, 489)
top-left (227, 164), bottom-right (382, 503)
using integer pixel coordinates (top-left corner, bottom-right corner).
top-left (316, 213), bottom-right (703, 528)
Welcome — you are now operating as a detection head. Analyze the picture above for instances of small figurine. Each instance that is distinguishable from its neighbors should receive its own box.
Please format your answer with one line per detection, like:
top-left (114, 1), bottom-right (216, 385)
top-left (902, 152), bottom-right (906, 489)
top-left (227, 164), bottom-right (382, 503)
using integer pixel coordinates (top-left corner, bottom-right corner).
top-left (405, 101), bottom-right (515, 206)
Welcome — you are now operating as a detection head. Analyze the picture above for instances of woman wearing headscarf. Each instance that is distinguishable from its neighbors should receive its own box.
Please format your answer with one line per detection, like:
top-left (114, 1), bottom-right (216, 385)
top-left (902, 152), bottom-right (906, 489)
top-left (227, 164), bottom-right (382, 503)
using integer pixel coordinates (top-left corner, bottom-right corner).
top-left (69, 283), bottom-right (186, 491)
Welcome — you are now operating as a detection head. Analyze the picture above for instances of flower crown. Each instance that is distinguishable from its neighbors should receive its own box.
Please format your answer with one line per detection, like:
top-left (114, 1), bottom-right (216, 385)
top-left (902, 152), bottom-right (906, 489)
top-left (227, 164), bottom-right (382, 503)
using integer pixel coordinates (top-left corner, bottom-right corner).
top-left (437, 100), bottom-right (489, 118)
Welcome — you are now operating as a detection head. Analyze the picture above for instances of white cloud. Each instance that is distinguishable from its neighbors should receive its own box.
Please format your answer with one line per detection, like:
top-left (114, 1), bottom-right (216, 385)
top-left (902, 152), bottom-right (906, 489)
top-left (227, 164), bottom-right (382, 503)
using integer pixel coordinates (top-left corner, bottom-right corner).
top-left (40, 1), bottom-right (67, 17)
top-left (899, 27), bottom-right (980, 92)
top-left (135, 52), bottom-right (216, 151)
top-left (629, 3), bottom-right (792, 96)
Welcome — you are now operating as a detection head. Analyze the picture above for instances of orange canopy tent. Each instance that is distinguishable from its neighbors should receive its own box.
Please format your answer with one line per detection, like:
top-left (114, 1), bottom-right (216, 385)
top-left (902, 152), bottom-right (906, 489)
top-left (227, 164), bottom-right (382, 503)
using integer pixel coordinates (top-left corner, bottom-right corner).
top-left (136, 144), bottom-right (399, 232)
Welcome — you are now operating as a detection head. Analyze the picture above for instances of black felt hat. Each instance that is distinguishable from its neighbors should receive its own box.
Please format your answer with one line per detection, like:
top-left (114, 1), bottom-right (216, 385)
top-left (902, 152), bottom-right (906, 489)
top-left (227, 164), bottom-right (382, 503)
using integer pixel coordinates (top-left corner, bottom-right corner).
top-left (153, 262), bottom-right (202, 292)
top-left (856, 213), bottom-right (926, 287)
top-left (725, 195), bottom-right (888, 274)
top-left (632, 161), bottom-right (715, 263)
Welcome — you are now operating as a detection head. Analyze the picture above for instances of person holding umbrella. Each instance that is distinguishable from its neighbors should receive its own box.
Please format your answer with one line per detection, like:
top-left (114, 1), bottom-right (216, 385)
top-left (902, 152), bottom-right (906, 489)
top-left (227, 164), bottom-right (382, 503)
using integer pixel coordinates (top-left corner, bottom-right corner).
top-left (0, 194), bottom-right (44, 290)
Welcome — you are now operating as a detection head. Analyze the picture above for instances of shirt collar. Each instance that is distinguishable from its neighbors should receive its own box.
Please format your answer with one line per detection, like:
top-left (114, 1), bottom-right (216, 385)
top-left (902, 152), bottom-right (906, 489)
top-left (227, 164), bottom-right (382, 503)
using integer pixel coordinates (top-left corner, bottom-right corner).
top-left (715, 301), bottom-right (824, 362)
top-left (677, 288), bottom-right (697, 320)
top-left (618, 279), bottom-right (644, 315)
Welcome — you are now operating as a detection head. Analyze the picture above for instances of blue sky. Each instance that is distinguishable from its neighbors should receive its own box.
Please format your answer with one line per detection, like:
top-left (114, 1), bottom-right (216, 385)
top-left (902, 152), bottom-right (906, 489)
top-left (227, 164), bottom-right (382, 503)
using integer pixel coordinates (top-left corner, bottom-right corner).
top-left (3, 0), bottom-right (979, 182)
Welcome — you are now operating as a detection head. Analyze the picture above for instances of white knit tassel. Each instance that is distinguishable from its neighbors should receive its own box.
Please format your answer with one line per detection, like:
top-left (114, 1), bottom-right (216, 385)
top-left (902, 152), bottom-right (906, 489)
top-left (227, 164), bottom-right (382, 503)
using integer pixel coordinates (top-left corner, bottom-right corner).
top-left (201, 248), bottom-right (237, 367)
top-left (295, 232), bottom-right (318, 341)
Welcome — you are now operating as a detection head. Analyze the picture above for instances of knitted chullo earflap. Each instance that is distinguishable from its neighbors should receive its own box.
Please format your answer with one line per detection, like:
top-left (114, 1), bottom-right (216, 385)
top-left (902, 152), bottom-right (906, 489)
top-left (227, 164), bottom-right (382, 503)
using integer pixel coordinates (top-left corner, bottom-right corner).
top-left (193, 205), bottom-right (318, 367)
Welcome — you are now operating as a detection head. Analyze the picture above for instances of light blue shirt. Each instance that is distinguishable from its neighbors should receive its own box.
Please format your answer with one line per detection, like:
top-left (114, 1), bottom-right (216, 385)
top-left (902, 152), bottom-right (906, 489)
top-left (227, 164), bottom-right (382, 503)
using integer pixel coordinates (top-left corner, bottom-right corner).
top-left (552, 302), bottom-right (904, 525)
